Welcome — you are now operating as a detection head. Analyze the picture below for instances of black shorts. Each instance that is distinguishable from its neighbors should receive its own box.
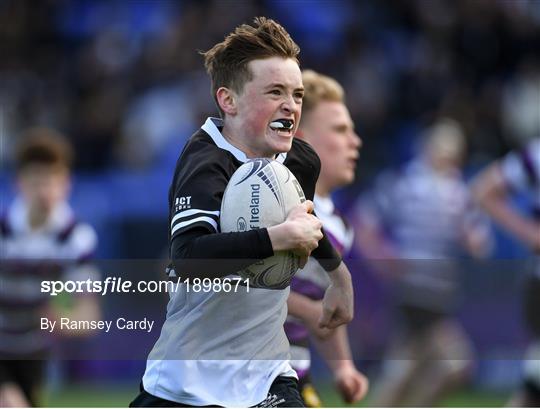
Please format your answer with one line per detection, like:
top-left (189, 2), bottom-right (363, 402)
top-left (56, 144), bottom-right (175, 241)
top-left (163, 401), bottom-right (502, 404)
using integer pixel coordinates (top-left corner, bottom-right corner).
top-left (0, 359), bottom-right (46, 406)
top-left (130, 376), bottom-right (305, 408)
top-left (524, 378), bottom-right (540, 407)
top-left (399, 304), bottom-right (446, 334)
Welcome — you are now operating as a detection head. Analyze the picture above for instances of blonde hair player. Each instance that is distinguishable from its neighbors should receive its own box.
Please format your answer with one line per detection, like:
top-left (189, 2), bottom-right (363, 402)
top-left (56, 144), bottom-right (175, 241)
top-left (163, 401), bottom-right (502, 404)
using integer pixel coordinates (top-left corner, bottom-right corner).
top-left (287, 69), bottom-right (368, 407)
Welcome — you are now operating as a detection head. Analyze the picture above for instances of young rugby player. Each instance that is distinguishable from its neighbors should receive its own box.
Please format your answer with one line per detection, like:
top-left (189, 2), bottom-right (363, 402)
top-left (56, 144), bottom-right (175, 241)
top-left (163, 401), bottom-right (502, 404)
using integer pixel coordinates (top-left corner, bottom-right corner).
top-left (354, 119), bottom-right (491, 406)
top-left (286, 69), bottom-right (368, 407)
top-left (472, 137), bottom-right (540, 407)
top-left (131, 17), bottom-right (354, 407)
top-left (0, 128), bottom-right (100, 407)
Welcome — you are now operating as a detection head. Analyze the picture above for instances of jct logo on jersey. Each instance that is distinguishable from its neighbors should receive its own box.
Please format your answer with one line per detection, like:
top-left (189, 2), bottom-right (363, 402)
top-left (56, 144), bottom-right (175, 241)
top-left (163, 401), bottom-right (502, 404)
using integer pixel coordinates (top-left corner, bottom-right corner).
top-left (175, 196), bottom-right (192, 211)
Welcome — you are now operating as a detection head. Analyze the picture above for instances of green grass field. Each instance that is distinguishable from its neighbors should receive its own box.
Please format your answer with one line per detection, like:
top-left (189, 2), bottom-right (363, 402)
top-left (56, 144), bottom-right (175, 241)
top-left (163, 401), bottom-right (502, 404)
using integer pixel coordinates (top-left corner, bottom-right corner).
top-left (43, 383), bottom-right (509, 407)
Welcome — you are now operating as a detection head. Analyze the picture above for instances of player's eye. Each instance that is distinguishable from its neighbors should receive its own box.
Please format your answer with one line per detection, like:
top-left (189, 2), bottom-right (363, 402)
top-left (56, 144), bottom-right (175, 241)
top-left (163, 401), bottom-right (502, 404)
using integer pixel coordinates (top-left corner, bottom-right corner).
top-left (269, 89), bottom-right (281, 96)
top-left (294, 92), bottom-right (304, 100)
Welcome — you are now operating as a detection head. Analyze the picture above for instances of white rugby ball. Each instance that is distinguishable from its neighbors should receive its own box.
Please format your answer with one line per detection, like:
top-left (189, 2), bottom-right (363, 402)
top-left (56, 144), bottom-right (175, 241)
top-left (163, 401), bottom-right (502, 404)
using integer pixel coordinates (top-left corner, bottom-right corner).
top-left (220, 159), bottom-right (306, 289)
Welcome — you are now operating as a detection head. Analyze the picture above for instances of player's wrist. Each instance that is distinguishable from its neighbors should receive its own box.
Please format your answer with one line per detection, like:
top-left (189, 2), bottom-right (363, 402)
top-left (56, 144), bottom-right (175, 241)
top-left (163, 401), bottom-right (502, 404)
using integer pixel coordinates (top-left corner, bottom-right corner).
top-left (333, 359), bottom-right (356, 374)
top-left (327, 262), bottom-right (352, 286)
top-left (267, 224), bottom-right (290, 252)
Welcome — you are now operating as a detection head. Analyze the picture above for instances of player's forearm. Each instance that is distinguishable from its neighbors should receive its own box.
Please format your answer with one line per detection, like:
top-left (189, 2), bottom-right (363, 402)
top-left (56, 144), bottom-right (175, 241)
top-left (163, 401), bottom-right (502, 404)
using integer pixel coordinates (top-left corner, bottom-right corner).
top-left (473, 164), bottom-right (538, 247)
top-left (312, 325), bottom-right (354, 373)
top-left (319, 262), bottom-right (354, 328)
top-left (286, 291), bottom-right (314, 319)
top-left (287, 292), bottom-right (335, 339)
top-left (327, 261), bottom-right (353, 290)
top-left (171, 228), bottom-right (274, 278)
top-left (484, 199), bottom-right (539, 249)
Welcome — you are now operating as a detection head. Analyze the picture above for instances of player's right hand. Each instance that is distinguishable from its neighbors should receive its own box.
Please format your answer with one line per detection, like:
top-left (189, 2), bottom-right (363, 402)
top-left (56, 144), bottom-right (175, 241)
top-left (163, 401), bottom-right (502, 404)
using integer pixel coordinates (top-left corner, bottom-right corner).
top-left (267, 200), bottom-right (323, 258)
top-left (284, 200), bottom-right (323, 258)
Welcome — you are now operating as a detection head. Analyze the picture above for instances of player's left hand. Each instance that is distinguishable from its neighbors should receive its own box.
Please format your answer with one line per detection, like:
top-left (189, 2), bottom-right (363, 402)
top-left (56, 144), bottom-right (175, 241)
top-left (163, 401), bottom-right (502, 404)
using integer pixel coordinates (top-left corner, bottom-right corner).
top-left (334, 364), bottom-right (369, 403)
top-left (319, 262), bottom-right (353, 329)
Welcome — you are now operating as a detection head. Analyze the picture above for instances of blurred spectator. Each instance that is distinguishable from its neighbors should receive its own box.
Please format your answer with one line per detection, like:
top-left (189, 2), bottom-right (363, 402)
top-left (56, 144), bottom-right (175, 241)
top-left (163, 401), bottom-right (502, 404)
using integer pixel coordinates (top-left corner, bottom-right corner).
top-left (1, 0), bottom-right (538, 173)
top-left (351, 118), bottom-right (493, 406)
top-left (0, 128), bottom-right (101, 406)
top-left (472, 137), bottom-right (540, 406)
top-left (502, 58), bottom-right (540, 146)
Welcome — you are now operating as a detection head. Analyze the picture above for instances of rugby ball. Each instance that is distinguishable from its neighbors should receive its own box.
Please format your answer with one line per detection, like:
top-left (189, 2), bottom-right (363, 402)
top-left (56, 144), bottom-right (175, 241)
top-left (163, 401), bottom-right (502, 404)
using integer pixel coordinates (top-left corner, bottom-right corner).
top-left (220, 159), bottom-right (306, 289)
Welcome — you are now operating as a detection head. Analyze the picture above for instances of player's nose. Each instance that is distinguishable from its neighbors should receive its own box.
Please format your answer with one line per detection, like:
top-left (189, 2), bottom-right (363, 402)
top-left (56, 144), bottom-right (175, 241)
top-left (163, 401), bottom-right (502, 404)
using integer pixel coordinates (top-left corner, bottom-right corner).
top-left (281, 94), bottom-right (300, 115)
top-left (350, 130), bottom-right (362, 150)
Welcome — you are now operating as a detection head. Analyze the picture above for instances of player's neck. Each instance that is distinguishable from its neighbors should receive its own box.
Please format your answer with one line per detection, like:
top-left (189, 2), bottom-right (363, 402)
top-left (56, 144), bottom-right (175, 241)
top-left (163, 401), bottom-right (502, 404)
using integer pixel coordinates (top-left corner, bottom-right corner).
top-left (28, 206), bottom-right (49, 230)
top-left (221, 125), bottom-right (273, 159)
top-left (315, 184), bottom-right (331, 198)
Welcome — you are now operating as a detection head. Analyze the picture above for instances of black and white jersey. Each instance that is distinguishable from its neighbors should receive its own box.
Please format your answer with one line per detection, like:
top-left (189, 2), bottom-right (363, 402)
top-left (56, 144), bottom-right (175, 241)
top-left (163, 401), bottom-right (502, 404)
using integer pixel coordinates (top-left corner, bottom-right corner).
top-left (143, 117), bottom-right (340, 407)
top-left (0, 198), bottom-right (98, 355)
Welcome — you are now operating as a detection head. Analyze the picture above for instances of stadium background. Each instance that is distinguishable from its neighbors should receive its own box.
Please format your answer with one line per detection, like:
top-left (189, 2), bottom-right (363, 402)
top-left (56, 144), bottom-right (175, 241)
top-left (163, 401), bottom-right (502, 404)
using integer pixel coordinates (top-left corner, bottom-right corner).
top-left (1, 0), bottom-right (539, 406)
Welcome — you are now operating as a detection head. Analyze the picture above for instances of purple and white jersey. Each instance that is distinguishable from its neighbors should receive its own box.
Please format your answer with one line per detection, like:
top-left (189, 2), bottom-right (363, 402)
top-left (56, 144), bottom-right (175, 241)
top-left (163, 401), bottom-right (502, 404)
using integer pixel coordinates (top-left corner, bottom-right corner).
top-left (500, 137), bottom-right (540, 218)
top-left (500, 139), bottom-right (540, 385)
top-left (0, 198), bottom-right (98, 355)
top-left (362, 158), bottom-right (490, 311)
top-left (500, 137), bottom-right (540, 279)
top-left (285, 194), bottom-right (353, 379)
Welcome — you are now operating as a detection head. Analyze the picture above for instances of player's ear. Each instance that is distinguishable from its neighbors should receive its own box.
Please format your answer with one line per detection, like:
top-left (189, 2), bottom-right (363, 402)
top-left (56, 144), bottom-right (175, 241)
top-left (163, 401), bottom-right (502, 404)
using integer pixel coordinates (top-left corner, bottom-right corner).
top-left (216, 87), bottom-right (237, 116)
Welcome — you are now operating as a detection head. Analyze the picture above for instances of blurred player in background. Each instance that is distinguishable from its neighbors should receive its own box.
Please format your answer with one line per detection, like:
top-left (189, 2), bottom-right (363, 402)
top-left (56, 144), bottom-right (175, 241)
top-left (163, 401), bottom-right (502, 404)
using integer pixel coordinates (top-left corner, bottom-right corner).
top-left (353, 118), bottom-right (492, 406)
top-left (472, 137), bottom-right (540, 407)
top-left (287, 69), bottom-right (368, 407)
top-left (0, 129), bottom-right (100, 407)
top-left (131, 17), bottom-right (354, 407)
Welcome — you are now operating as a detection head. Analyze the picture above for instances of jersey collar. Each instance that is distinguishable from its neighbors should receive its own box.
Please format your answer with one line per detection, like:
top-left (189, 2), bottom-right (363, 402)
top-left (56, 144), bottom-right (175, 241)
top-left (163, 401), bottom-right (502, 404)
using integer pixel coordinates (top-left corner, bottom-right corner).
top-left (314, 194), bottom-right (334, 215)
top-left (201, 117), bottom-right (287, 164)
top-left (8, 197), bottom-right (74, 235)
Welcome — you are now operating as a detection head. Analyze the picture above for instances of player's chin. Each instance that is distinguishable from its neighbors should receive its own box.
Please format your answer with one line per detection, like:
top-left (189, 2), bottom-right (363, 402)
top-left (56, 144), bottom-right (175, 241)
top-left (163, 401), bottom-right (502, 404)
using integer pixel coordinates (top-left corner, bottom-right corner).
top-left (269, 136), bottom-right (293, 154)
top-left (339, 171), bottom-right (355, 185)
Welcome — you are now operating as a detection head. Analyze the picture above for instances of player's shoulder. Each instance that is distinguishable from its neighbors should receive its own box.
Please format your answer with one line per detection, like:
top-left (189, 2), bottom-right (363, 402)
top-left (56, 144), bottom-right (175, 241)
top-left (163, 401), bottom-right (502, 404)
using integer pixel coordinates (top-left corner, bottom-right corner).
top-left (174, 129), bottom-right (234, 176)
top-left (286, 138), bottom-right (321, 170)
top-left (290, 137), bottom-right (319, 160)
top-left (501, 137), bottom-right (540, 184)
top-left (58, 218), bottom-right (98, 258)
top-left (69, 222), bottom-right (97, 250)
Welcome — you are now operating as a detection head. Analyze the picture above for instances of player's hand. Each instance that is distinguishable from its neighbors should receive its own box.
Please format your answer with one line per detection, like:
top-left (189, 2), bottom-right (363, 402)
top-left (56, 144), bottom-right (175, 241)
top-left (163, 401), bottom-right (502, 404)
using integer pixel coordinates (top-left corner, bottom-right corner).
top-left (268, 201), bottom-right (323, 258)
top-left (319, 262), bottom-right (353, 329)
top-left (304, 299), bottom-right (335, 340)
top-left (334, 363), bottom-right (369, 403)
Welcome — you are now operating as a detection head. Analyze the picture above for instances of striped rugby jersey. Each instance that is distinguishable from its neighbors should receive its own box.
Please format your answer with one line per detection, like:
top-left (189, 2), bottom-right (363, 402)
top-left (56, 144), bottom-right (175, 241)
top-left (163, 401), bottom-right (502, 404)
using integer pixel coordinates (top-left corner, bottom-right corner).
top-left (0, 198), bottom-right (98, 355)
top-left (500, 138), bottom-right (540, 220)
top-left (285, 194), bottom-right (354, 380)
top-left (367, 158), bottom-right (490, 311)
top-left (500, 137), bottom-right (540, 277)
